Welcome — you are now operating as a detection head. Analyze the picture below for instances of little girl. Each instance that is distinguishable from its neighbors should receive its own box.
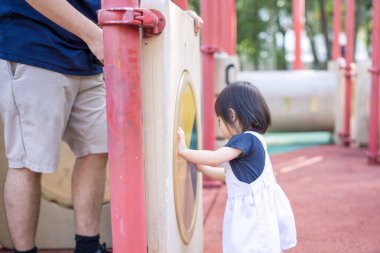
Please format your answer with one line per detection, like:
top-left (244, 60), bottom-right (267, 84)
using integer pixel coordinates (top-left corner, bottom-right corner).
top-left (178, 81), bottom-right (297, 253)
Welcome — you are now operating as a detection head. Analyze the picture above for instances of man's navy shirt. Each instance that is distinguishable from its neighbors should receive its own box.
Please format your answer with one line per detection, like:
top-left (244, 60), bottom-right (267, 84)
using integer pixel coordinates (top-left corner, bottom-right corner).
top-left (0, 0), bottom-right (102, 76)
top-left (225, 132), bottom-right (266, 184)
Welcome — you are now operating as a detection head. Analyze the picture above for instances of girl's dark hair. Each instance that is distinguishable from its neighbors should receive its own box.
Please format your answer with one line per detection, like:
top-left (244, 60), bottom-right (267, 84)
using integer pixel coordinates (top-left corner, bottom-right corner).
top-left (215, 81), bottom-right (271, 134)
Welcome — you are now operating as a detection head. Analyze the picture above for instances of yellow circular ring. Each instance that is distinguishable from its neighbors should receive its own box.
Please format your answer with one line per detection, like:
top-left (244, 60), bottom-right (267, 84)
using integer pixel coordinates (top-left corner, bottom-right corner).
top-left (173, 70), bottom-right (202, 244)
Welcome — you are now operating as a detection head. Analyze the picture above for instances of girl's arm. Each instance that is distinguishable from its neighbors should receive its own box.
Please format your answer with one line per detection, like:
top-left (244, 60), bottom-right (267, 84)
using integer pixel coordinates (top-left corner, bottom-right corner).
top-left (197, 165), bottom-right (225, 182)
top-left (178, 128), bottom-right (242, 167)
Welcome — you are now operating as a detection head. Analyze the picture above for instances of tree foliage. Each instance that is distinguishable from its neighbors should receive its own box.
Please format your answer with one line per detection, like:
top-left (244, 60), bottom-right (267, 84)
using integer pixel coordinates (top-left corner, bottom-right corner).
top-left (188, 0), bottom-right (373, 70)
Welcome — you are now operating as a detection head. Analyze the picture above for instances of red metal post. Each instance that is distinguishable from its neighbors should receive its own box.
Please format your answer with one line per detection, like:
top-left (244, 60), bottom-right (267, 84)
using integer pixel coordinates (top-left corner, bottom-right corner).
top-left (332, 0), bottom-right (341, 60)
top-left (201, 0), bottom-right (218, 151)
top-left (227, 0), bottom-right (237, 55)
top-left (218, 0), bottom-right (237, 55)
top-left (217, 1), bottom-right (227, 53)
top-left (292, 0), bottom-right (305, 70)
top-left (340, 0), bottom-right (355, 146)
top-left (172, 0), bottom-right (188, 10)
top-left (367, 0), bottom-right (380, 164)
top-left (201, 0), bottom-right (222, 187)
top-left (101, 0), bottom-right (147, 252)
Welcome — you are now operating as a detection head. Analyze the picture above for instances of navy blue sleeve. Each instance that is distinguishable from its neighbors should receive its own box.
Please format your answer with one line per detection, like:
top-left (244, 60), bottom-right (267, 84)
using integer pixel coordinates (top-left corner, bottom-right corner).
top-left (224, 133), bottom-right (254, 156)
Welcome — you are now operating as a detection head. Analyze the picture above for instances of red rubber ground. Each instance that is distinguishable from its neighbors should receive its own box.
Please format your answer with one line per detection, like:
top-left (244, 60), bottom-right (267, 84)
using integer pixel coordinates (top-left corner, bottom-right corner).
top-left (203, 145), bottom-right (380, 253)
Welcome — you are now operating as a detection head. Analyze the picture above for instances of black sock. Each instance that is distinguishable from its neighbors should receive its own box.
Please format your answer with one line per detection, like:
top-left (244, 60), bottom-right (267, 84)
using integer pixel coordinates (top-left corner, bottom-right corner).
top-left (74, 234), bottom-right (100, 253)
top-left (13, 246), bottom-right (37, 253)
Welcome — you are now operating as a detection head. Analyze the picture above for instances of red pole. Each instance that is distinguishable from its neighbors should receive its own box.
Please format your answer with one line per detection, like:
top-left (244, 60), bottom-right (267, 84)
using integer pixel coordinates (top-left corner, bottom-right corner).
top-left (341, 0), bottom-right (355, 146)
top-left (367, 0), bottom-right (380, 164)
top-left (201, 0), bottom-right (222, 187)
top-left (218, 1), bottom-right (227, 53)
top-left (101, 0), bottom-right (147, 252)
top-left (292, 0), bottom-right (305, 70)
top-left (226, 0), bottom-right (237, 55)
top-left (201, 0), bottom-right (218, 151)
top-left (217, 0), bottom-right (236, 55)
top-left (332, 0), bottom-right (341, 60)
top-left (172, 0), bottom-right (188, 10)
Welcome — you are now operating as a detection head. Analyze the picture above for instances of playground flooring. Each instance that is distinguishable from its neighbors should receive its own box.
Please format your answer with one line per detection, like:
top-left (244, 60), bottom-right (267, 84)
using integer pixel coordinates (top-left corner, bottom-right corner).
top-left (1, 144), bottom-right (380, 252)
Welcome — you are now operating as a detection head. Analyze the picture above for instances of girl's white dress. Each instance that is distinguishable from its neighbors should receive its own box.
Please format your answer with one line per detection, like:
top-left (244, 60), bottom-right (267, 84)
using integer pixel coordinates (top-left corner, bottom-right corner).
top-left (222, 131), bottom-right (297, 253)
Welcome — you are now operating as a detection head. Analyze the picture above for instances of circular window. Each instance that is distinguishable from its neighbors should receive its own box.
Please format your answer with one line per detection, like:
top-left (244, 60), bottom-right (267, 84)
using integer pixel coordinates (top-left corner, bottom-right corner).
top-left (173, 71), bottom-right (202, 244)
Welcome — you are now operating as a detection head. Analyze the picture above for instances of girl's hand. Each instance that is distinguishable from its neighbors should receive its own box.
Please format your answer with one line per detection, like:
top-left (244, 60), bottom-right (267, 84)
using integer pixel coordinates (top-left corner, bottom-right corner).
top-left (177, 127), bottom-right (188, 155)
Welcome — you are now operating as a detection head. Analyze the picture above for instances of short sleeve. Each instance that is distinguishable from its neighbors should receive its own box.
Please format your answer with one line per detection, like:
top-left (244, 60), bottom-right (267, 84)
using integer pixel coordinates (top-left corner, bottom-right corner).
top-left (224, 133), bottom-right (254, 156)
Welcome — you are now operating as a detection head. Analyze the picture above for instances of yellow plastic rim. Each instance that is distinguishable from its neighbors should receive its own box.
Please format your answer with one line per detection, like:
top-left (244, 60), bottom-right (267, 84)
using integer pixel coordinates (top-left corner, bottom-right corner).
top-left (173, 70), bottom-right (201, 244)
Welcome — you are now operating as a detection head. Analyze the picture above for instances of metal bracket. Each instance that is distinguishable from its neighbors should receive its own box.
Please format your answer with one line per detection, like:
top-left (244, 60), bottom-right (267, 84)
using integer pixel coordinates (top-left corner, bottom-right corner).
top-left (98, 8), bottom-right (166, 36)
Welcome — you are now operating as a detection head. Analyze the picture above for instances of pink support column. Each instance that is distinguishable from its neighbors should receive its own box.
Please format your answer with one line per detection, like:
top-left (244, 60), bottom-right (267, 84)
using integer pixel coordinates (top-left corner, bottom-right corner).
top-left (201, 0), bottom-right (218, 151)
top-left (201, 0), bottom-right (221, 187)
top-left (292, 0), bottom-right (305, 70)
top-left (217, 0), bottom-right (236, 55)
top-left (217, 1), bottom-right (227, 53)
top-left (340, 0), bottom-right (355, 146)
top-left (172, 0), bottom-right (188, 10)
top-left (100, 0), bottom-right (146, 251)
top-left (367, 0), bottom-right (380, 164)
top-left (332, 0), bottom-right (341, 60)
top-left (228, 0), bottom-right (237, 55)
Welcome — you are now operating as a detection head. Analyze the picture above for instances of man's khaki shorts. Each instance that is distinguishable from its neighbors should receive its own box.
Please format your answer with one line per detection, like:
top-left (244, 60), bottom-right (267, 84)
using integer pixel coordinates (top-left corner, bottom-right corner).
top-left (0, 59), bottom-right (108, 173)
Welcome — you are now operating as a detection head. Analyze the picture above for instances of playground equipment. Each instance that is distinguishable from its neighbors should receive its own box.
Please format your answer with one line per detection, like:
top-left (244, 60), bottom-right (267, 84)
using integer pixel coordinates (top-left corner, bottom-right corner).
top-left (140, 2), bottom-right (203, 252)
top-left (101, 0), bottom-right (203, 251)
top-left (352, 61), bottom-right (371, 147)
top-left (238, 70), bottom-right (337, 132)
top-left (214, 53), bottom-right (239, 139)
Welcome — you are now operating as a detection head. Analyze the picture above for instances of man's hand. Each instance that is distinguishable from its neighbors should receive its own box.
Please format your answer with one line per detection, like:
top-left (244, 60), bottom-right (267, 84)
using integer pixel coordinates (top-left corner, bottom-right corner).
top-left (86, 27), bottom-right (104, 65)
top-left (185, 10), bottom-right (204, 36)
top-left (26, 0), bottom-right (104, 64)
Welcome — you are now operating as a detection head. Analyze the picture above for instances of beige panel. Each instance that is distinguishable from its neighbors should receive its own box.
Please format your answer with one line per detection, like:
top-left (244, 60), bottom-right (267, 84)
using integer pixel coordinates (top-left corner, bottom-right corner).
top-left (141, 1), bottom-right (203, 252)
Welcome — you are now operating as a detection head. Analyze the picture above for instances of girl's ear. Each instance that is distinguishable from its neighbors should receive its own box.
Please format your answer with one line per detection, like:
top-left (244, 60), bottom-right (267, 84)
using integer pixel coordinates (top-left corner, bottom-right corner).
top-left (227, 108), bottom-right (237, 122)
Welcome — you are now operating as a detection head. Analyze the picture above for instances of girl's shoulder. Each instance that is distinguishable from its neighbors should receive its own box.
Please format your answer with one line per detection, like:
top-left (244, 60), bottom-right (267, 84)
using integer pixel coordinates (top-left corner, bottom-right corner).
top-left (225, 131), bottom-right (266, 155)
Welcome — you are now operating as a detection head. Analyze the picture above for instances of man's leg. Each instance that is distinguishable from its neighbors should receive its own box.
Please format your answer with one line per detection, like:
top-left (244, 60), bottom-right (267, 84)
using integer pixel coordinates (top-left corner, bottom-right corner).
top-left (3, 168), bottom-right (41, 251)
top-left (72, 153), bottom-right (107, 236)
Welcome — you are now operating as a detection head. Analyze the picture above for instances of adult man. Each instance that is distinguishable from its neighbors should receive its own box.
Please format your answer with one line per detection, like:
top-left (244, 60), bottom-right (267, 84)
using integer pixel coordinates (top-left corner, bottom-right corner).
top-left (0, 0), bottom-right (109, 252)
top-left (0, 1), bottom-right (203, 253)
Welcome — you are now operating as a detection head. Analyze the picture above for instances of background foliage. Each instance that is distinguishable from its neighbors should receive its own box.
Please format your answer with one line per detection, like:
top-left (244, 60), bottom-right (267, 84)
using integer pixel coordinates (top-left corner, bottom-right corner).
top-left (188, 0), bottom-right (374, 70)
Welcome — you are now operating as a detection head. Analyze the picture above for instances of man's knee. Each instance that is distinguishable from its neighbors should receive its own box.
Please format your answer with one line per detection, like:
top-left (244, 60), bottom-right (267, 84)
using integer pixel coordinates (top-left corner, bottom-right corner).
top-left (7, 167), bottom-right (42, 180)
